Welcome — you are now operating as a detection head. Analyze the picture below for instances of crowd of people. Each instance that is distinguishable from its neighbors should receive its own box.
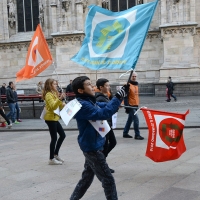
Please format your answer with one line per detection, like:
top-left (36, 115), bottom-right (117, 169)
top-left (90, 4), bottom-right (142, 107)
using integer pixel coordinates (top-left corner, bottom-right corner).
top-left (35, 74), bottom-right (144, 200)
top-left (0, 75), bottom-right (177, 199)
top-left (0, 82), bottom-right (22, 128)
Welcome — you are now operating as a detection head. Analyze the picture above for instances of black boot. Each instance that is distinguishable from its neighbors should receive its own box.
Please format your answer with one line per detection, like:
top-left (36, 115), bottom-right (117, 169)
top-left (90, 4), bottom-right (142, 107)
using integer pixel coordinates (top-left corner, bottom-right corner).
top-left (123, 134), bottom-right (133, 138)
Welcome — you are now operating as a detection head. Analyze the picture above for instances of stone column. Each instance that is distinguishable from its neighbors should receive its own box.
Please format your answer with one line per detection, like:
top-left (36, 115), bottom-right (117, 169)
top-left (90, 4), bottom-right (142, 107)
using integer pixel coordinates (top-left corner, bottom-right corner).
top-left (190, 0), bottom-right (196, 22)
top-left (75, 2), bottom-right (84, 31)
top-left (0, 0), bottom-right (9, 40)
top-left (50, 3), bottom-right (57, 33)
top-left (160, 0), bottom-right (166, 24)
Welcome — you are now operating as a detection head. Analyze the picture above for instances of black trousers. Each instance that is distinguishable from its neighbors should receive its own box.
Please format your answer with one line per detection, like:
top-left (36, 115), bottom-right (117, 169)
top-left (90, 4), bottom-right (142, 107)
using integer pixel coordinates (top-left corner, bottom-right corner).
top-left (0, 108), bottom-right (10, 125)
top-left (103, 128), bottom-right (117, 158)
top-left (45, 121), bottom-right (66, 159)
top-left (70, 151), bottom-right (118, 200)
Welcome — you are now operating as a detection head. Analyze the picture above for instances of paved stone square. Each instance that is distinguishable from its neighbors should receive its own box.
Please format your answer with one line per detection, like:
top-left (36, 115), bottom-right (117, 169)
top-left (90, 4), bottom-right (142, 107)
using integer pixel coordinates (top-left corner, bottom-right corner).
top-left (1, 128), bottom-right (200, 200)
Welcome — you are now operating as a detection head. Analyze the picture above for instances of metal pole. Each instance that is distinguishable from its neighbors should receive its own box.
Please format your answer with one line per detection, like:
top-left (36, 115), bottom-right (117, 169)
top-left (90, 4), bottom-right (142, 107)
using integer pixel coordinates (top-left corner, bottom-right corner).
top-left (127, 69), bottom-right (133, 84)
top-left (53, 62), bottom-right (68, 103)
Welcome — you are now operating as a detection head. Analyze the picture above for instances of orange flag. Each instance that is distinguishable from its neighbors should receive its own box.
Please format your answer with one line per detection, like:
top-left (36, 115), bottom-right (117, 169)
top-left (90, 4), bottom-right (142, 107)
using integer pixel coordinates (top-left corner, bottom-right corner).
top-left (16, 24), bottom-right (53, 82)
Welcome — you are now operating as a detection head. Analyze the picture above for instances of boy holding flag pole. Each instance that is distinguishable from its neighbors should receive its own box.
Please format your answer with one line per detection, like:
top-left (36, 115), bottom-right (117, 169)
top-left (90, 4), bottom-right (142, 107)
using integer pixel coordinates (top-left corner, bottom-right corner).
top-left (70, 76), bottom-right (129, 199)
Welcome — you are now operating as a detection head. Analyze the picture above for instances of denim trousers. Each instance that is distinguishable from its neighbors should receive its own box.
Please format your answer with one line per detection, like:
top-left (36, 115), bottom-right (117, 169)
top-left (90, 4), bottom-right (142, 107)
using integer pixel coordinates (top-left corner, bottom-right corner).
top-left (6, 103), bottom-right (16, 123)
top-left (70, 150), bottom-right (118, 200)
top-left (167, 93), bottom-right (176, 100)
top-left (123, 108), bottom-right (140, 136)
top-left (15, 102), bottom-right (20, 120)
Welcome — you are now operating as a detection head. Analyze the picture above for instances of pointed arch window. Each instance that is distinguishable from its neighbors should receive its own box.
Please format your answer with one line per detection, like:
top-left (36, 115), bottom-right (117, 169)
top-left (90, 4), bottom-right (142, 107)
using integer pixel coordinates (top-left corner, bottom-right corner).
top-left (16, 0), bottom-right (39, 32)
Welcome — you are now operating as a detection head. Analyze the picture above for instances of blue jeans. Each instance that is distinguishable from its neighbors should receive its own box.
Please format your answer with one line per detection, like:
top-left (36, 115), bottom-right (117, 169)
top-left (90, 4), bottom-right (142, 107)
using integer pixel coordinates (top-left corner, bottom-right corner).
top-left (123, 108), bottom-right (140, 137)
top-left (15, 102), bottom-right (20, 120)
top-left (6, 103), bottom-right (16, 123)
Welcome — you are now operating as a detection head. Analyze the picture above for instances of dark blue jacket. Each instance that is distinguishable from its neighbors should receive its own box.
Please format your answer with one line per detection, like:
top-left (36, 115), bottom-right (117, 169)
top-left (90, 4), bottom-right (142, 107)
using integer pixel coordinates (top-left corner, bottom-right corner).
top-left (13, 91), bottom-right (18, 102)
top-left (75, 95), bottom-right (122, 152)
top-left (6, 86), bottom-right (15, 103)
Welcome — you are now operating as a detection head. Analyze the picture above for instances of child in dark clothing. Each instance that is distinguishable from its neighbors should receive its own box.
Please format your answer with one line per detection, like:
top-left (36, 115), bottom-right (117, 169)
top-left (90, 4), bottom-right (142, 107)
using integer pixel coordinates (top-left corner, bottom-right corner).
top-left (70, 76), bottom-right (129, 200)
top-left (95, 78), bottom-right (117, 173)
top-left (0, 96), bottom-right (12, 128)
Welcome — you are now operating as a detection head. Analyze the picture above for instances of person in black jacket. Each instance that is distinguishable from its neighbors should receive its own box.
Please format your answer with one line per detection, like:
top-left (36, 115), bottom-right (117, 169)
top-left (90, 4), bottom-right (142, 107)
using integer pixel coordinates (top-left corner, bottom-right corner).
top-left (95, 78), bottom-right (117, 173)
top-left (0, 83), bottom-right (6, 95)
top-left (6, 81), bottom-right (16, 123)
top-left (66, 80), bottom-right (73, 93)
top-left (0, 83), bottom-right (6, 103)
top-left (166, 77), bottom-right (177, 102)
top-left (0, 95), bottom-right (12, 128)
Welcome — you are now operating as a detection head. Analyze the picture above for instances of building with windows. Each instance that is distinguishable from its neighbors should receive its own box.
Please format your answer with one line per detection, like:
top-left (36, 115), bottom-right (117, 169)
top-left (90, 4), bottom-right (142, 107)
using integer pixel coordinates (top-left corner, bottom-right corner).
top-left (0, 0), bottom-right (200, 96)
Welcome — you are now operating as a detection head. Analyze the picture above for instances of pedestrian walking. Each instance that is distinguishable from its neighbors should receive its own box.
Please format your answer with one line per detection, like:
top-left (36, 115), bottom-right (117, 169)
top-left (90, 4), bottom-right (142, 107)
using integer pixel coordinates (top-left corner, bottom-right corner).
top-left (13, 84), bottom-right (22, 123)
top-left (95, 78), bottom-right (117, 173)
top-left (6, 81), bottom-right (16, 124)
top-left (36, 81), bottom-right (44, 95)
top-left (123, 72), bottom-right (144, 140)
top-left (166, 76), bottom-right (177, 102)
top-left (70, 76), bottom-right (129, 200)
top-left (42, 78), bottom-right (66, 165)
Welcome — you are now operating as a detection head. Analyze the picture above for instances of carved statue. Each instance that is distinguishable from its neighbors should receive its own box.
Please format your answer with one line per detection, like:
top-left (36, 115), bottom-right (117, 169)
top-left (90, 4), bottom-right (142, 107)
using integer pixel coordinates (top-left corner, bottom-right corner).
top-left (39, 5), bottom-right (44, 25)
top-left (173, 0), bottom-right (180, 4)
top-left (137, 0), bottom-right (143, 5)
top-left (82, 0), bottom-right (88, 13)
top-left (102, 0), bottom-right (109, 9)
top-left (7, 0), bottom-right (15, 28)
top-left (60, 0), bottom-right (71, 12)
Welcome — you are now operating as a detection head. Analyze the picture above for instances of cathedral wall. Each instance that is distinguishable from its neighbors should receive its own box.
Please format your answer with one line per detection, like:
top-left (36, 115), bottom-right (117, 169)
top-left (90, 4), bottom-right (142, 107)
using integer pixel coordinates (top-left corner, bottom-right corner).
top-left (0, 0), bottom-right (200, 90)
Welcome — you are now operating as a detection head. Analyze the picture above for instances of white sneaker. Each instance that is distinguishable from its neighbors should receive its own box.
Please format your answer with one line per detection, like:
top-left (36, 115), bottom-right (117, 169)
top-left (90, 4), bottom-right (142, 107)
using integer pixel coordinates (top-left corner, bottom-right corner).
top-left (7, 124), bottom-right (12, 129)
top-left (48, 158), bottom-right (62, 165)
top-left (54, 155), bottom-right (64, 163)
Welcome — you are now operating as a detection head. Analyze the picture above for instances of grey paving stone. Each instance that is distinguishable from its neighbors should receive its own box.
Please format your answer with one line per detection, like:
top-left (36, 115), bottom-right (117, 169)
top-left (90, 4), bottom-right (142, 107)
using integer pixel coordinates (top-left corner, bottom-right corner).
top-left (150, 187), bottom-right (200, 200)
top-left (0, 129), bottom-right (200, 199)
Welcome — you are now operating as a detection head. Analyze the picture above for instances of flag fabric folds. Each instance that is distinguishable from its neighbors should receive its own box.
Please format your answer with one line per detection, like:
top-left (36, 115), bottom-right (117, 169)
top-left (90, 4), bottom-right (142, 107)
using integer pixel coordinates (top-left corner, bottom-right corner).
top-left (71, 0), bottom-right (158, 71)
top-left (16, 24), bottom-right (53, 82)
top-left (141, 108), bottom-right (189, 162)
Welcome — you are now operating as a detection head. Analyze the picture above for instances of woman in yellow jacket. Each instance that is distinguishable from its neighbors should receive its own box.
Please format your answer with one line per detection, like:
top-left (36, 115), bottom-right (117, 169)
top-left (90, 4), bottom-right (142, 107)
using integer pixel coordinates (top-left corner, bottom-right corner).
top-left (42, 78), bottom-right (66, 165)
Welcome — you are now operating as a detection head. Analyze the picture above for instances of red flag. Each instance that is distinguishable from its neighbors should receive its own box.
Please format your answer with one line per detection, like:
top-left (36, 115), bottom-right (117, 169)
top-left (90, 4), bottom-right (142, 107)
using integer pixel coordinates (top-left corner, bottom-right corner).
top-left (141, 108), bottom-right (189, 162)
top-left (16, 24), bottom-right (53, 82)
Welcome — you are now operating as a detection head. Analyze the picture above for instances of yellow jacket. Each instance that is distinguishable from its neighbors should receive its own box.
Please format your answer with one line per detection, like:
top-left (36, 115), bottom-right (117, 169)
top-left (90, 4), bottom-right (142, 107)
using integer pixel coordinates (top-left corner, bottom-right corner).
top-left (44, 92), bottom-right (64, 121)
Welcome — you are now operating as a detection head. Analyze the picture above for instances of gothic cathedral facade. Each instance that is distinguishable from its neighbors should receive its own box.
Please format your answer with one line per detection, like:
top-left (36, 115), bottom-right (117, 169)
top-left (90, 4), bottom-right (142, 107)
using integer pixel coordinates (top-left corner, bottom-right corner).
top-left (0, 0), bottom-right (200, 88)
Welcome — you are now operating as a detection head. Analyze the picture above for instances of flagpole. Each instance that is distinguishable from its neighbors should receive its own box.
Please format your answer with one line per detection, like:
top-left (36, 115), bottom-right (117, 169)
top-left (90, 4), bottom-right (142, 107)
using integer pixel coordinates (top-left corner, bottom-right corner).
top-left (53, 62), bottom-right (59, 82)
top-left (127, 69), bottom-right (133, 84)
top-left (53, 62), bottom-right (68, 103)
top-left (126, 0), bottom-right (159, 85)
